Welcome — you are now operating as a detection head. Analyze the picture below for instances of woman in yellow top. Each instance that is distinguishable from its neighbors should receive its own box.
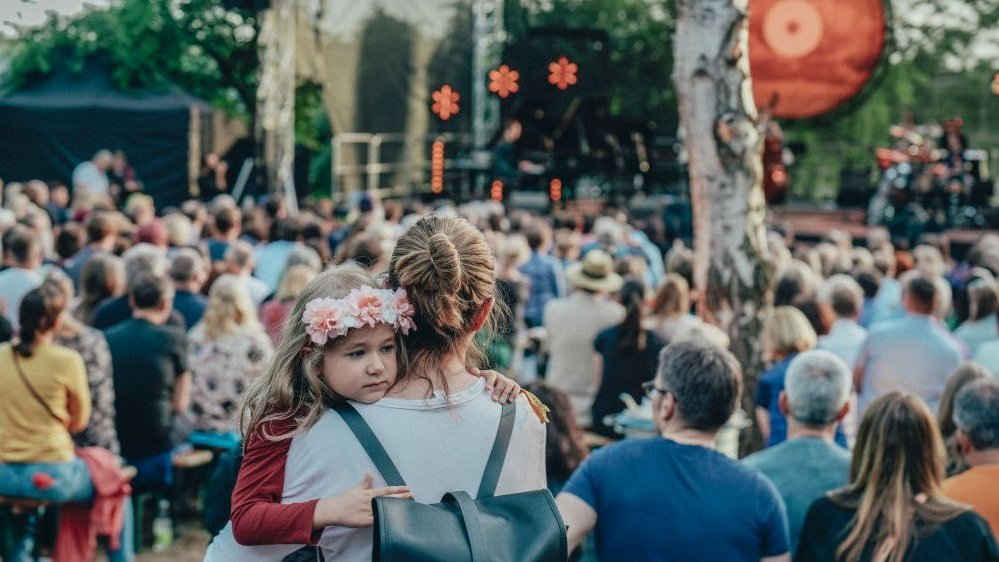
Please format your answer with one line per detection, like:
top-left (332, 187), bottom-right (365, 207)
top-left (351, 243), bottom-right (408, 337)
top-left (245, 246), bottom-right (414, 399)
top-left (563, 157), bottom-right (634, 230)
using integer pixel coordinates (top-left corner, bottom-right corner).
top-left (0, 281), bottom-right (92, 561)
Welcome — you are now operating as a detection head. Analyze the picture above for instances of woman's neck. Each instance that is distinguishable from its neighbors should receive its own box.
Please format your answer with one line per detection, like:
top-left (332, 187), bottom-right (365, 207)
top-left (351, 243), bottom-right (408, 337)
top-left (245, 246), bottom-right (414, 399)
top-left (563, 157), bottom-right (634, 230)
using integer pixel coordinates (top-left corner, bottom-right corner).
top-left (388, 353), bottom-right (478, 399)
top-left (32, 330), bottom-right (55, 347)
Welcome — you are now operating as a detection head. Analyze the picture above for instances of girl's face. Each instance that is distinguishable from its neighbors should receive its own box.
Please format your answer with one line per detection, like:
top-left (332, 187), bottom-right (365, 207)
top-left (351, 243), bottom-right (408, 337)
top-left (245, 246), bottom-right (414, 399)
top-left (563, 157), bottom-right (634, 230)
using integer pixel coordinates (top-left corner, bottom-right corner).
top-left (323, 323), bottom-right (398, 403)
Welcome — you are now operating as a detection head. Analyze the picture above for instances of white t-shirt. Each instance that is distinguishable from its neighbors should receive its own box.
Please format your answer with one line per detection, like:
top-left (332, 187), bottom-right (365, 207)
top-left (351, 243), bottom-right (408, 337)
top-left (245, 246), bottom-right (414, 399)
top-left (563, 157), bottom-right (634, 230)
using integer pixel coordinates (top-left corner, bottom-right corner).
top-left (0, 268), bottom-right (43, 330)
top-left (72, 161), bottom-right (109, 197)
top-left (205, 378), bottom-right (546, 561)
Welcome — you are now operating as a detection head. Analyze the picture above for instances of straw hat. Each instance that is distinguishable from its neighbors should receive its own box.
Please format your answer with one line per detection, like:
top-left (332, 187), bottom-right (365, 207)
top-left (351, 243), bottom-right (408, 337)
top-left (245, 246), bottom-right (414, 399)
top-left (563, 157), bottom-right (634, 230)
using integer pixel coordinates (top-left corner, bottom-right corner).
top-left (566, 249), bottom-right (623, 293)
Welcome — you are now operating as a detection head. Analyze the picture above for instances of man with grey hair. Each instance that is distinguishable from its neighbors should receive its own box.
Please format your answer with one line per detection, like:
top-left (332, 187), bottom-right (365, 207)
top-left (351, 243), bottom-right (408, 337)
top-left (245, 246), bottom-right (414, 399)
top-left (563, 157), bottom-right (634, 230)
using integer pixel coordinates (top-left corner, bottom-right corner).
top-left (224, 240), bottom-right (270, 305)
top-left (818, 275), bottom-right (867, 367)
top-left (92, 243), bottom-right (185, 330)
top-left (170, 248), bottom-right (208, 329)
top-left (943, 377), bottom-right (999, 536)
top-left (557, 340), bottom-right (790, 562)
top-left (743, 350), bottom-right (852, 553)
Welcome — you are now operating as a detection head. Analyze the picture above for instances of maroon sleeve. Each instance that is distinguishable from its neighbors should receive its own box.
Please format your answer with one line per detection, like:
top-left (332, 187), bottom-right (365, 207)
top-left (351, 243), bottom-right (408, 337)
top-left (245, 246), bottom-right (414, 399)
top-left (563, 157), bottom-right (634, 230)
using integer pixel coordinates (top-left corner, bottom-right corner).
top-left (230, 418), bottom-right (323, 546)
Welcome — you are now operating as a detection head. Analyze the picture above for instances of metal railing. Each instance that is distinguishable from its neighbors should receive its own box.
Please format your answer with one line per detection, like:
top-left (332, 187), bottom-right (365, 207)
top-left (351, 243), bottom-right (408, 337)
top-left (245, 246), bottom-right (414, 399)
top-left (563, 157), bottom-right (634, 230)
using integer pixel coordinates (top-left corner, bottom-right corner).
top-left (331, 132), bottom-right (473, 201)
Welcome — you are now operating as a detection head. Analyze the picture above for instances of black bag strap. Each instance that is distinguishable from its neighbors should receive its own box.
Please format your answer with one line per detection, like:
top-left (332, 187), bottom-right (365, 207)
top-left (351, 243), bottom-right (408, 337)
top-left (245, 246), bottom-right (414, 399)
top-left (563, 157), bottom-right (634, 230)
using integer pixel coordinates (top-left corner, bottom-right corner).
top-left (478, 400), bottom-right (516, 498)
top-left (331, 399), bottom-right (516, 497)
top-left (443, 491), bottom-right (488, 562)
top-left (10, 348), bottom-right (67, 426)
top-left (330, 400), bottom-right (406, 487)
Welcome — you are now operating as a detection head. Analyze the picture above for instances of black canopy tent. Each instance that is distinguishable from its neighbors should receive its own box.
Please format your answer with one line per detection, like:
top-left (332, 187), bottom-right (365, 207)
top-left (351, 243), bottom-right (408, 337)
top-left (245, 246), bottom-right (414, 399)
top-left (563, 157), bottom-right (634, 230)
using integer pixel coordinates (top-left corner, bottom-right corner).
top-left (0, 64), bottom-right (211, 209)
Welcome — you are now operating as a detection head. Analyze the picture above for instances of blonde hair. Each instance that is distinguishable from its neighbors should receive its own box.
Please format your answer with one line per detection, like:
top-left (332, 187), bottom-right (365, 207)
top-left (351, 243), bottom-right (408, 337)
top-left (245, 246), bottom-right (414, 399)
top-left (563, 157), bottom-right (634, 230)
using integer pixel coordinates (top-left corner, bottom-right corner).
top-left (199, 274), bottom-right (262, 341)
top-left (830, 393), bottom-right (967, 562)
top-left (276, 264), bottom-right (318, 302)
top-left (651, 273), bottom-right (690, 318)
top-left (239, 262), bottom-right (388, 443)
top-left (387, 215), bottom-right (500, 385)
top-left (763, 306), bottom-right (817, 357)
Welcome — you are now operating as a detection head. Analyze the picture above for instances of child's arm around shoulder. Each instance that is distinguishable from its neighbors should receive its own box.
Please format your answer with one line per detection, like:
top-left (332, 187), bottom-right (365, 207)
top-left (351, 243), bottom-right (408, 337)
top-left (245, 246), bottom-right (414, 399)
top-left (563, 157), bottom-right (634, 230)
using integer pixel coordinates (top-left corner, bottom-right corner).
top-left (230, 416), bottom-right (323, 546)
top-left (231, 415), bottom-right (414, 546)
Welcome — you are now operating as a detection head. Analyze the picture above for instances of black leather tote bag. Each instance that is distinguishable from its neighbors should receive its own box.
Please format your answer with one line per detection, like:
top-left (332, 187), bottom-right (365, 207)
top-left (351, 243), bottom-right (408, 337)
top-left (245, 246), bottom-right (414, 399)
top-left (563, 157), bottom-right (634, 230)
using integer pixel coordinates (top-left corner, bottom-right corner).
top-left (332, 400), bottom-right (568, 562)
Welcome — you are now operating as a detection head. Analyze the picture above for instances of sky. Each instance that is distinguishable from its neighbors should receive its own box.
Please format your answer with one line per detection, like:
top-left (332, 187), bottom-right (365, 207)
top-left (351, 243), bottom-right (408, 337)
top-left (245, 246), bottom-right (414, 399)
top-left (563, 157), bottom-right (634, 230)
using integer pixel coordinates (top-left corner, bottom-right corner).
top-left (0, 0), bottom-right (110, 38)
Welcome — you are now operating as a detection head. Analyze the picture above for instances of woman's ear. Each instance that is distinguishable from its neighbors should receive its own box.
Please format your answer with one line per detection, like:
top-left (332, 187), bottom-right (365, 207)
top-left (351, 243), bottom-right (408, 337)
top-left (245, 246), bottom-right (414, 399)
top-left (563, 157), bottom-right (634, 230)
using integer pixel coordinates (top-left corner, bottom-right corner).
top-left (470, 298), bottom-right (494, 332)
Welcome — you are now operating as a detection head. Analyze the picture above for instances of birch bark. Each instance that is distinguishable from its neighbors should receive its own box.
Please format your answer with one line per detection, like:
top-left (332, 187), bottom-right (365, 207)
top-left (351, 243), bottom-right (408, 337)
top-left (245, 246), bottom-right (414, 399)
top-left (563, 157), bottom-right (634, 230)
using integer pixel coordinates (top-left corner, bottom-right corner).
top-left (673, 0), bottom-right (773, 451)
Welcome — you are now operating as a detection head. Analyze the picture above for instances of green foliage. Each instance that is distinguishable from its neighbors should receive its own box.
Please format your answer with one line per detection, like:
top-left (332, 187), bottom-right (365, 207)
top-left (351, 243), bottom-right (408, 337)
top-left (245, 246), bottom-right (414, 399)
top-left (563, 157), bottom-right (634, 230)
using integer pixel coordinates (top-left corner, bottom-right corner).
top-left (5, 0), bottom-right (259, 118)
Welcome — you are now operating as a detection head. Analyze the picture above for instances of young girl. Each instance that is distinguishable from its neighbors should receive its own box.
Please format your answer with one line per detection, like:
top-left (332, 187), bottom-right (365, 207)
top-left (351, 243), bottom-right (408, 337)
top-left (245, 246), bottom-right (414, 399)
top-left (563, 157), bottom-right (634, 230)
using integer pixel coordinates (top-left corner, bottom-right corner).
top-left (205, 263), bottom-right (520, 559)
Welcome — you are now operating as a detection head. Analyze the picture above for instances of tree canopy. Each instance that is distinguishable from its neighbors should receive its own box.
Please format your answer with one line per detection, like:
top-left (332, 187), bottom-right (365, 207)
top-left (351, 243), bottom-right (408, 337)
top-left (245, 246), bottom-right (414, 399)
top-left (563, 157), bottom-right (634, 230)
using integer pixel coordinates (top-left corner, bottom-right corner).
top-left (4, 0), bottom-right (259, 118)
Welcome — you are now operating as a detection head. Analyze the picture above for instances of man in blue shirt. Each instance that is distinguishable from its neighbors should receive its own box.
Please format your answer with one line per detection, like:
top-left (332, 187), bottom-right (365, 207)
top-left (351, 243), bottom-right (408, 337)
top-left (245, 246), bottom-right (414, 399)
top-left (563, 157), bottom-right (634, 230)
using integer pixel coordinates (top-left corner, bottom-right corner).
top-left (744, 350), bottom-right (852, 553)
top-left (518, 221), bottom-right (565, 329)
top-left (854, 273), bottom-right (964, 415)
top-left (558, 340), bottom-right (791, 562)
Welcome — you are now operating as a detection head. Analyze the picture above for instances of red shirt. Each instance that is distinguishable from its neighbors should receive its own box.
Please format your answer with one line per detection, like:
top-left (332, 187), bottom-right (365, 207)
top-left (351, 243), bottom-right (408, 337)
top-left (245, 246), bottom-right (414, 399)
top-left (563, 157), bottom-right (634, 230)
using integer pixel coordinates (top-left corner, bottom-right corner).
top-left (230, 416), bottom-right (322, 545)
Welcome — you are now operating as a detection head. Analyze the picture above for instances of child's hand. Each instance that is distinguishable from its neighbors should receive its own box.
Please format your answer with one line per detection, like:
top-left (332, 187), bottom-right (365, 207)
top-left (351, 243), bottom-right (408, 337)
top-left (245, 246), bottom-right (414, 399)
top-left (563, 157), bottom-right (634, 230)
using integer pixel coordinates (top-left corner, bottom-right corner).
top-left (470, 367), bottom-right (521, 403)
top-left (313, 474), bottom-right (413, 529)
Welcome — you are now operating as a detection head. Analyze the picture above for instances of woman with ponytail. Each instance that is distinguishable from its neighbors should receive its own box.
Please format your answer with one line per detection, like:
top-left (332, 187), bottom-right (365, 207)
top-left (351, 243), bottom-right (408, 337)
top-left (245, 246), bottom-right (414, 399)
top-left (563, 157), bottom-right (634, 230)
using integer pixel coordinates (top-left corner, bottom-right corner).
top-left (590, 278), bottom-right (666, 438)
top-left (0, 281), bottom-right (93, 560)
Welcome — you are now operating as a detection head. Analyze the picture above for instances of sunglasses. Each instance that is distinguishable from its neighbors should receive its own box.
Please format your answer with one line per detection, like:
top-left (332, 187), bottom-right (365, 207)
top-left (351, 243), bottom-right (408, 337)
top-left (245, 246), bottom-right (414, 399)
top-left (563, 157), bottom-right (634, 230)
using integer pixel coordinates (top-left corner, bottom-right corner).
top-left (641, 381), bottom-right (670, 400)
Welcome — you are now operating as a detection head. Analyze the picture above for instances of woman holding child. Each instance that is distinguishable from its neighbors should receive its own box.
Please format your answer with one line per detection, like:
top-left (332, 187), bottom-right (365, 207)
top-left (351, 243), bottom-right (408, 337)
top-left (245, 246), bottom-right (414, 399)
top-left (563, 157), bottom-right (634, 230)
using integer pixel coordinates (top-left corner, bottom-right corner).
top-left (206, 215), bottom-right (547, 561)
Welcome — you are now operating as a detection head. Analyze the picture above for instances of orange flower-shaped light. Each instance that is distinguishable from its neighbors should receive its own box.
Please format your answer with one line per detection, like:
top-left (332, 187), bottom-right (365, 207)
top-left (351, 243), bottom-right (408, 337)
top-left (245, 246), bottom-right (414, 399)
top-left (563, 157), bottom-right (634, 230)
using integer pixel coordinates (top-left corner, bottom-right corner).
top-left (488, 65), bottom-right (520, 99)
top-left (431, 85), bottom-right (460, 121)
top-left (548, 56), bottom-right (578, 91)
top-left (993, 72), bottom-right (999, 96)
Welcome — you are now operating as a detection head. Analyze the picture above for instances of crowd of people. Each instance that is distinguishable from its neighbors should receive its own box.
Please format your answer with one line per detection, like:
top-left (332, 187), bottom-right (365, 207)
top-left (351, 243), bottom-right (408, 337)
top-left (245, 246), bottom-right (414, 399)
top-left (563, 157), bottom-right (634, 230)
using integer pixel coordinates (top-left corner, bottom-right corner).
top-left (0, 162), bottom-right (998, 562)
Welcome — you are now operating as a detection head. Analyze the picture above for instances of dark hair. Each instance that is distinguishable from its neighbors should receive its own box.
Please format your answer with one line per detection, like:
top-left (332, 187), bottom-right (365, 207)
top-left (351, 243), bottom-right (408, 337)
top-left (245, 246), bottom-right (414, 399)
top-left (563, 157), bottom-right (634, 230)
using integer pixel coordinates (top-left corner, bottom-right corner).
top-left (794, 298), bottom-right (833, 337)
top-left (656, 340), bottom-right (742, 432)
top-left (3, 225), bottom-right (39, 266)
top-left (349, 237), bottom-right (383, 270)
top-left (525, 221), bottom-right (549, 251)
top-left (774, 276), bottom-right (803, 307)
top-left (212, 206), bottom-right (241, 235)
top-left (85, 211), bottom-right (117, 243)
top-left (55, 222), bottom-right (85, 261)
top-left (853, 267), bottom-right (881, 299)
top-left (905, 275), bottom-right (937, 311)
top-left (523, 383), bottom-right (589, 484)
top-left (273, 218), bottom-right (302, 242)
top-left (617, 279), bottom-right (648, 352)
top-left (130, 273), bottom-right (173, 310)
top-left (79, 254), bottom-right (122, 325)
top-left (15, 281), bottom-right (68, 357)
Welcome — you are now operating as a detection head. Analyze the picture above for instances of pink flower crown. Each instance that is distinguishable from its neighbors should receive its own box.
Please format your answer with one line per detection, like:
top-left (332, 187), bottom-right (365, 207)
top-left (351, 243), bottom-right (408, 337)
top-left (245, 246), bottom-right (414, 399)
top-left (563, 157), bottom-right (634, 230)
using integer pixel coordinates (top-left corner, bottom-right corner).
top-left (302, 286), bottom-right (417, 346)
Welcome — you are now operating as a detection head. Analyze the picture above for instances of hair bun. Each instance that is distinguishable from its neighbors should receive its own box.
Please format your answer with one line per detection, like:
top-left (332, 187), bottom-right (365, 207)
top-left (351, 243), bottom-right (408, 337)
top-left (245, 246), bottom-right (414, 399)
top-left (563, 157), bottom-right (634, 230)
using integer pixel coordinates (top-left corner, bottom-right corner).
top-left (428, 233), bottom-right (463, 294)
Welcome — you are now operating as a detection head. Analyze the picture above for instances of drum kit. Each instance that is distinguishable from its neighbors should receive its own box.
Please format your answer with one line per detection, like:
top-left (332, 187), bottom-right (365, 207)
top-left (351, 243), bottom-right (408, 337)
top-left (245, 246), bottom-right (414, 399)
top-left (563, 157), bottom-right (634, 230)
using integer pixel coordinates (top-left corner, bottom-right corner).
top-left (867, 118), bottom-right (988, 237)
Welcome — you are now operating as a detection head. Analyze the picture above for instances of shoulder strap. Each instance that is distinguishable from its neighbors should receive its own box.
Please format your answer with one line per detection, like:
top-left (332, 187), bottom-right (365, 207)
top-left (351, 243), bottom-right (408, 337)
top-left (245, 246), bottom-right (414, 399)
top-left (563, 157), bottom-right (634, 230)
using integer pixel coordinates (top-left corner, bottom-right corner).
top-left (330, 401), bottom-right (407, 487)
top-left (477, 400), bottom-right (516, 498)
top-left (330, 399), bottom-right (516, 498)
top-left (10, 348), bottom-right (68, 426)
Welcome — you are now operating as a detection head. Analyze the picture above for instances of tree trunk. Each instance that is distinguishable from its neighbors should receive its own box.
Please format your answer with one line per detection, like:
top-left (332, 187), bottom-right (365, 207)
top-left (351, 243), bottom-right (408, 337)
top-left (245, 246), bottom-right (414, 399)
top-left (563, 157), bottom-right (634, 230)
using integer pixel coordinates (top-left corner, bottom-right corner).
top-left (672, 0), bottom-right (772, 453)
top-left (257, 0), bottom-right (297, 206)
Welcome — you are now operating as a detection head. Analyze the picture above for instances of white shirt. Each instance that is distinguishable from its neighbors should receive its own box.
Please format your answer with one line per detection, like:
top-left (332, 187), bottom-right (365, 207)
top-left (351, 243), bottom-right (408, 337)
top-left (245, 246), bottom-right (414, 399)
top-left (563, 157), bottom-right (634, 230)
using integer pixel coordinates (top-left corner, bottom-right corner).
top-left (974, 342), bottom-right (999, 376)
top-left (954, 315), bottom-right (999, 356)
top-left (205, 378), bottom-right (546, 561)
top-left (242, 274), bottom-right (272, 305)
top-left (72, 161), bottom-right (109, 197)
top-left (544, 292), bottom-right (625, 426)
top-left (0, 267), bottom-right (43, 330)
top-left (818, 318), bottom-right (868, 369)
